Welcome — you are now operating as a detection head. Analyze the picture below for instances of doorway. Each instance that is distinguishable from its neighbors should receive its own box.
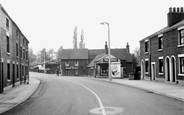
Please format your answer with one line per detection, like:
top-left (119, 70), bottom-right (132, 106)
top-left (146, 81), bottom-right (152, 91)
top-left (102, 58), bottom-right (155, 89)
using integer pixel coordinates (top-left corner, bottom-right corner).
top-left (165, 57), bottom-right (170, 82)
top-left (171, 56), bottom-right (176, 82)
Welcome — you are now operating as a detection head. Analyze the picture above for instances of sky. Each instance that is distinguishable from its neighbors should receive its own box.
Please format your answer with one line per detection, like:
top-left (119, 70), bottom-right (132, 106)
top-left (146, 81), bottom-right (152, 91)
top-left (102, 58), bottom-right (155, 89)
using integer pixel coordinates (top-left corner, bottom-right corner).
top-left (0, 0), bottom-right (183, 54)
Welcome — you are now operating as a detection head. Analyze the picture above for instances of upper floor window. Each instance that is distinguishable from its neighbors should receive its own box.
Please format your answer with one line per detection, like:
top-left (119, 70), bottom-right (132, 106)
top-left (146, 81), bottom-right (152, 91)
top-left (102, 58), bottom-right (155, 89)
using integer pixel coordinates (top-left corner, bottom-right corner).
top-left (16, 29), bottom-right (19, 38)
top-left (16, 43), bottom-right (19, 57)
top-left (74, 61), bottom-right (79, 66)
top-left (65, 61), bottom-right (69, 66)
top-left (145, 40), bottom-right (148, 53)
top-left (158, 36), bottom-right (163, 50)
top-left (179, 29), bottom-right (184, 45)
top-left (7, 35), bottom-right (10, 53)
top-left (6, 17), bottom-right (9, 29)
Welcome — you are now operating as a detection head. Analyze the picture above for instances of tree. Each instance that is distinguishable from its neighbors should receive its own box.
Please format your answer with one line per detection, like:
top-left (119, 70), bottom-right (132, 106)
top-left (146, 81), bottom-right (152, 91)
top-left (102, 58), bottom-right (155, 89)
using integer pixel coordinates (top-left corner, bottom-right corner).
top-left (131, 47), bottom-right (140, 70)
top-left (73, 26), bottom-right (78, 49)
top-left (79, 29), bottom-right (85, 49)
top-left (29, 47), bottom-right (37, 66)
top-left (47, 49), bottom-right (55, 61)
top-left (56, 45), bottom-right (63, 61)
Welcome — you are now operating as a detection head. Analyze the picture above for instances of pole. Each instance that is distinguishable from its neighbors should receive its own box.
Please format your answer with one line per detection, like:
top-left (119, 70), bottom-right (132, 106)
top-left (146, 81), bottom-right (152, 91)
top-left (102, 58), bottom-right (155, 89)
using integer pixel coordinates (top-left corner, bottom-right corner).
top-left (107, 23), bottom-right (112, 81)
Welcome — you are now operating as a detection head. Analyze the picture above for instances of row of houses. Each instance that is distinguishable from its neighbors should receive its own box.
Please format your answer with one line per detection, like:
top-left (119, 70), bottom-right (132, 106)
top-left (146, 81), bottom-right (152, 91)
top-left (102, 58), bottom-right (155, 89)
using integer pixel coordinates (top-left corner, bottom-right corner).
top-left (140, 7), bottom-right (184, 84)
top-left (0, 4), bottom-right (29, 93)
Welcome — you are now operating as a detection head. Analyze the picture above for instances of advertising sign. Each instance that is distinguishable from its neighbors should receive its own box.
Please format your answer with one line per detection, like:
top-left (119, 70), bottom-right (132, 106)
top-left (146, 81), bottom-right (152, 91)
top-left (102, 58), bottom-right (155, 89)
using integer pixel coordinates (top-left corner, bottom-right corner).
top-left (111, 62), bottom-right (121, 77)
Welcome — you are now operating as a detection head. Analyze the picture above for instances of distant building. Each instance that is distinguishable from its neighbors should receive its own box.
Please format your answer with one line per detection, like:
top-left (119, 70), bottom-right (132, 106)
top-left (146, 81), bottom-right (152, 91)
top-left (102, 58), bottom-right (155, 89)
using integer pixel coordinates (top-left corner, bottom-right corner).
top-left (0, 4), bottom-right (29, 93)
top-left (140, 7), bottom-right (184, 84)
top-left (60, 42), bottom-right (133, 77)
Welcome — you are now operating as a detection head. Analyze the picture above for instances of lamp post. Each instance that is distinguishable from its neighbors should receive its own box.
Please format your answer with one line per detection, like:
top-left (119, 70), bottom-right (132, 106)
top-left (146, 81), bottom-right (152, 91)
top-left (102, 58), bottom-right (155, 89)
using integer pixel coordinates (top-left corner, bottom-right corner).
top-left (100, 22), bottom-right (112, 81)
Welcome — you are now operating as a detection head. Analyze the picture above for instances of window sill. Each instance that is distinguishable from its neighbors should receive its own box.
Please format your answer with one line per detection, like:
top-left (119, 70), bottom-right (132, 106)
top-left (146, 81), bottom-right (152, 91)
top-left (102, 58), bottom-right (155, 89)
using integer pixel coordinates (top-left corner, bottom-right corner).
top-left (145, 52), bottom-right (149, 55)
top-left (159, 73), bottom-right (164, 75)
top-left (178, 74), bottom-right (184, 76)
top-left (145, 72), bottom-right (149, 74)
top-left (7, 79), bottom-right (11, 82)
top-left (7, 52), bottom-right (10, 56)
top-left (158, 49), bottom-right (163, 52)
top-left (177, 44), bottom-right (184, 47)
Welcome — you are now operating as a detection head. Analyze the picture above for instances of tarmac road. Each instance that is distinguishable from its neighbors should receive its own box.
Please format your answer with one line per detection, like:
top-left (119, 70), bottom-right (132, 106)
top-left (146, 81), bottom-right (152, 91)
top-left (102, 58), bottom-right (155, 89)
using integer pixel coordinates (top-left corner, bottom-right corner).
top-left (2, 72), bottom-right (184, 115)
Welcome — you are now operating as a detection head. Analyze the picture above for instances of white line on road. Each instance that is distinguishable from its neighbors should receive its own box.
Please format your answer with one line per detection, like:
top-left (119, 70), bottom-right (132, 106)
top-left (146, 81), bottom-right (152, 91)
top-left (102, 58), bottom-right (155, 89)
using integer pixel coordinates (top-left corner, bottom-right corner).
top-left (70, 81), bottom-right (106, 115)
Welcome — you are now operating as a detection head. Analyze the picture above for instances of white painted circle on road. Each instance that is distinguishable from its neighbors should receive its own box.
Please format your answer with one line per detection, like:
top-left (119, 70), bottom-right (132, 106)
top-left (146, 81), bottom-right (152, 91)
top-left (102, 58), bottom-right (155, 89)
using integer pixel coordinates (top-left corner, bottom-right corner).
top-left (90, 106), bottom-right (125, 114)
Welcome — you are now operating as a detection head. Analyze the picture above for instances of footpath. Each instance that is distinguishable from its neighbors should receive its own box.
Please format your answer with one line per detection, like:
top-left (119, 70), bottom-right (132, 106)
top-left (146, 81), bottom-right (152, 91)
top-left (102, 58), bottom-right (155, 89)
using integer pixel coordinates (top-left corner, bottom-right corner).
top-left (92, 78), bottom-right (184, 102)
top-left (0, 78), bottom-right (40, 114)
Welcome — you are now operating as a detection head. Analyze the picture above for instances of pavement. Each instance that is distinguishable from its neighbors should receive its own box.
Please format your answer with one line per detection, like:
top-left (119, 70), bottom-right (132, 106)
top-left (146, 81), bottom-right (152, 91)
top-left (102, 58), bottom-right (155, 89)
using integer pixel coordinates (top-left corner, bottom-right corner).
top-left (0, 78), bottom-right (40, 114)
top-left (0, 74), bottom-right (183, 114)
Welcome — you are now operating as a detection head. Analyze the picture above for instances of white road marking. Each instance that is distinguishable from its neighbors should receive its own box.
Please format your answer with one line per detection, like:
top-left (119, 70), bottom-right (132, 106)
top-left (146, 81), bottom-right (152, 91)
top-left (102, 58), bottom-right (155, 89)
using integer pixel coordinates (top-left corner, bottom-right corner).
top-left (70, 81), bottom-right (106, 115)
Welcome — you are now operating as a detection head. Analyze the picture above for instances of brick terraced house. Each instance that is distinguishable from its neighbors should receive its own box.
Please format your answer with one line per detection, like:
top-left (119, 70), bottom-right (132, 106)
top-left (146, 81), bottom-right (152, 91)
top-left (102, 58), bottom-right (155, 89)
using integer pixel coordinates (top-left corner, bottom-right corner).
top-left (0, 4), bottom-right (29, 93)
top-left (140, 7), bottom-right (184, 84)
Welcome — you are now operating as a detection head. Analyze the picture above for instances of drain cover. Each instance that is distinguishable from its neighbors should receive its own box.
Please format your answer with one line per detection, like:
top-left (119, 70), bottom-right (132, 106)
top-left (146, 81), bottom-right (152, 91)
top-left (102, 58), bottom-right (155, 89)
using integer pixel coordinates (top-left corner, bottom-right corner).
top-left (90, 106), bottom-right (125, 114)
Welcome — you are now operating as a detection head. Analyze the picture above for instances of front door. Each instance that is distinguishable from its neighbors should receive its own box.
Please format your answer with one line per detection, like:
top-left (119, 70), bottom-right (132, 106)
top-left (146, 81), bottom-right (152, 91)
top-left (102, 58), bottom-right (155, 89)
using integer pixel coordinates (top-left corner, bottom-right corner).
top-left (151, 62), bottom-right (156, 80)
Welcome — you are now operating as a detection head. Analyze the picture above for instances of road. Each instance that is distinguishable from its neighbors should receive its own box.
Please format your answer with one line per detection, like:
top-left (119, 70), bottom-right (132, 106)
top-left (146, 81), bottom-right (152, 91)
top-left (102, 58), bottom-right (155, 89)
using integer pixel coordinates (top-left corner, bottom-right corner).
top-left (2, 72), bottom-right (184, 115)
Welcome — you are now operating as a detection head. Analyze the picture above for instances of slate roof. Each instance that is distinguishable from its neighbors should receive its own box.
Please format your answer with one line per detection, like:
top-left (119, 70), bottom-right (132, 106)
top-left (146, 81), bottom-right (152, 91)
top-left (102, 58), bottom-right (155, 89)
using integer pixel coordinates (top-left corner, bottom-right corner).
top-left (87, 53), bottom-right (106, 67)
top-left (88, 49), bottom-right (132, 62)
top-left (60, 49), bottom-right (88, 59)
top-left (140, 19), bottom-right (184, 42)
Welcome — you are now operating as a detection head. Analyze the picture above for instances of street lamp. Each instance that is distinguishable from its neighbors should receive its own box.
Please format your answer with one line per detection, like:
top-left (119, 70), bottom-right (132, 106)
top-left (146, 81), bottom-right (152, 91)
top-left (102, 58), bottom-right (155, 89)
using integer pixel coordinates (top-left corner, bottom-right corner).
top-left (100, 22), bottom-right (112, 81)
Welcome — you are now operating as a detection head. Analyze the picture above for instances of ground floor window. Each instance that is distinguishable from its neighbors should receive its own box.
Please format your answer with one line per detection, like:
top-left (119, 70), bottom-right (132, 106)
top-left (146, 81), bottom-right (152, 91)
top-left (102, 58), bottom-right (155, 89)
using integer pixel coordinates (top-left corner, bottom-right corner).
top-left (7, 63), bottom-right (10, 80)
top-left (179, 57), bottom-right (184, 74)
top-left (145, 59), bottom-right (149, 73)
top-left (159, 58), bottom-right (163, 73)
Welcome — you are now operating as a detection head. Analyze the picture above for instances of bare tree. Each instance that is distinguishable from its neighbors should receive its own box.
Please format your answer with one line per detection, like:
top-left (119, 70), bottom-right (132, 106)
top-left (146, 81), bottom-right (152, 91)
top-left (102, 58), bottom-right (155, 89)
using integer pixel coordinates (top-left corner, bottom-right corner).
top-left (73, 26), bottom-right (78, 49)
top-left (79, 29), bottom-right (85, 49)
top-left (47, 49), bottom-right (55, 61)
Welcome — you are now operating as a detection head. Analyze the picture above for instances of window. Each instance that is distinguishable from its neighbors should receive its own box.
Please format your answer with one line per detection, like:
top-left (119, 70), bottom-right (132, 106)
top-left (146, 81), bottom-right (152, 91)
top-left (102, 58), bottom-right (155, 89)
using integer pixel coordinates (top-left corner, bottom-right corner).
top-left (17, 64), bottom-right (19, 79)
top-left (23, 49), bottom-right (25, 59)
top-left (158, 36), bottom-right (163, 50)
top-left (159, 58), bottom-right (163, 73)
top-left (145, 40), bottom-right (148, 53)
top-left (16, 29), bottom-right (19, 38)
top-left (20, 46), bottom-right (22, 59)
top-left (179, 29), bottom-right (184, 45)
top-left (7, 35), bottom-right (10, 53)
top-left (7, 63), bottom-right (10, 80)
top-left (16, 43), bottom-right (18, 57)
top-left (74, 61), bottom-right (79, 66)
top-left (179, 57), bottom-right (184, 74)
top-left (6, 17), bottom-right (9, 29)
top-left (65, 61), bottom-right (69, 66)
top-left (145, 59), bottom-right (149, 73)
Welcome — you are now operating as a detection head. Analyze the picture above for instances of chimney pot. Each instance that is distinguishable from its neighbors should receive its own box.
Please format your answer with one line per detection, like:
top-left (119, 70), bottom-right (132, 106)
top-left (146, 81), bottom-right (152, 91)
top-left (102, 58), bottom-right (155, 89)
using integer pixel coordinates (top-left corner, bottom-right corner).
top-left (105, 41), bottom-right (108, 54)
top-left (169, 7), bottom-right (172, 12)
top-left (173, 7), bottom-right (176, 12)
top-left (177, 7), bottom-right (180, 12)
top-left (181, 7), bottom-right (184, 12)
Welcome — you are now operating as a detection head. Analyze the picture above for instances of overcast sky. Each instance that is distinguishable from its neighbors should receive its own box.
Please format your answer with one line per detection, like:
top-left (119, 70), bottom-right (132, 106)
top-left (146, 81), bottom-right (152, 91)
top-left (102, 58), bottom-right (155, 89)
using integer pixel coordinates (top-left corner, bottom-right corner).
top-left (1, 0), bottom-right (183, 54)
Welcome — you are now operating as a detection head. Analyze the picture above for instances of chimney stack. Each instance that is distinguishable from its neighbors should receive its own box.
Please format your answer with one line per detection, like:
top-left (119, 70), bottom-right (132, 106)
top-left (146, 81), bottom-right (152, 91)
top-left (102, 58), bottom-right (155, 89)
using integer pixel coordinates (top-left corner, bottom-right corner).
top-left (105, 41), bottom-right (108, 54)
top-left (126, 42), bottom-right (130, 53)
top-left (167, 7), bottom-right (184, 27)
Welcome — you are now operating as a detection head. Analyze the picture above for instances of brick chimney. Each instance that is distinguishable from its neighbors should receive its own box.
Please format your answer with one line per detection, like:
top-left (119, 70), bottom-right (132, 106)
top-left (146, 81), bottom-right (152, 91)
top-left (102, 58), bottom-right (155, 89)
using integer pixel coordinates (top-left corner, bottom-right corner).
top-left (167, 7), bottom-right (184, 27)
top-left (126, 42), bottom-right (130, 53)
top-left (105, 41), bottom-right (108, 54)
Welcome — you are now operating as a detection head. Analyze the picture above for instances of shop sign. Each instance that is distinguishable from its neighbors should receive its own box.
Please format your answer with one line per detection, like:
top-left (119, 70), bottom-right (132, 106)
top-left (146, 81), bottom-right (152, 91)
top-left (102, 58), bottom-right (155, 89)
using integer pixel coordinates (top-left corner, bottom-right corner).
top-left (65, 66), bottom-right (78, 69)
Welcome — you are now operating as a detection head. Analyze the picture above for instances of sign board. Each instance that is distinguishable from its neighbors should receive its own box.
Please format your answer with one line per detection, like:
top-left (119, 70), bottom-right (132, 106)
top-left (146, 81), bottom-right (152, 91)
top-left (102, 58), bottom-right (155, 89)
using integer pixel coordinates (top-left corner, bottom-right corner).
top-left (111, 62), bottom-right (121, 77)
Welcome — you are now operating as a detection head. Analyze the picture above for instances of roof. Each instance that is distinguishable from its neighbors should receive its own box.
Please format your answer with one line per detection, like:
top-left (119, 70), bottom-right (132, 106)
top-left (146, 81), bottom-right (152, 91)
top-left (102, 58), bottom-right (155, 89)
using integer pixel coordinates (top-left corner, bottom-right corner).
top-left (140, 19), bottom-right (184, 42)
top-left (88, 48), bottom-right (132, 62)
top-left (60, 49), bottom-right (88, 59)
top-left (87, 53), bottom-right (106, 67)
